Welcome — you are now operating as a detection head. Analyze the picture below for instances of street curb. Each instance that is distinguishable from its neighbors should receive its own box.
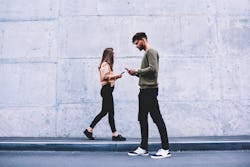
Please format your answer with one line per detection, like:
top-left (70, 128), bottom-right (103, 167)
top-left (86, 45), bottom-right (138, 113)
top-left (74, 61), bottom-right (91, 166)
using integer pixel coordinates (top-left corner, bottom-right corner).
top-left (1, 137), bottom-right (250, 151)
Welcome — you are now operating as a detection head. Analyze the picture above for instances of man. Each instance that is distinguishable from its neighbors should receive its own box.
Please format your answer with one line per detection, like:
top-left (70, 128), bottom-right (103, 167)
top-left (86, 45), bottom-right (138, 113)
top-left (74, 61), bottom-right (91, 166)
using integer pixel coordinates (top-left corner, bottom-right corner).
top-left (127, 32), bottom-right (171, 159)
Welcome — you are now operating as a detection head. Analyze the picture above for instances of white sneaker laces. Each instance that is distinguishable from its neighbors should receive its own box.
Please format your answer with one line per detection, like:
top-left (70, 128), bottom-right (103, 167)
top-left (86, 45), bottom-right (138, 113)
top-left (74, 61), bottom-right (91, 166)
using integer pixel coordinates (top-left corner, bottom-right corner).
top-left (156, 149), bottom-right (169, 156)
top-left (135, 147), bottom-right (146, 154)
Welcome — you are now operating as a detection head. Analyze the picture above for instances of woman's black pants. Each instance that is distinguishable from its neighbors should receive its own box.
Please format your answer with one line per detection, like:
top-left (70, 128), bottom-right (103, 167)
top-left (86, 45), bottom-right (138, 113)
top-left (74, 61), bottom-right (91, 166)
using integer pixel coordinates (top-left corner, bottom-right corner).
top-left (90, 84), bottom-right (116, 132)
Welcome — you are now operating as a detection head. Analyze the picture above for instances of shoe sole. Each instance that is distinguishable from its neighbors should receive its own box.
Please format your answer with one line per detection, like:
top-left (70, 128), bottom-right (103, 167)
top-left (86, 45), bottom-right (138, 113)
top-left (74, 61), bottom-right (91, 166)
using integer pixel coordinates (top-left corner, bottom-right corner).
top-left (150, 154), bottom-right (171, 159)
top-left (128, 153), bottom-right (149, 156)
top-left (112, 139), bottom-right (126, 141)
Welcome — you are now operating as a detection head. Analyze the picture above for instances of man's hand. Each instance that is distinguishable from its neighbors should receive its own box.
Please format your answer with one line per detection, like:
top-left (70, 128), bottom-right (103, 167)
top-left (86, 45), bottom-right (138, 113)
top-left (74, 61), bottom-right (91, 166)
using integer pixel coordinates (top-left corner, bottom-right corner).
top-left (127, 69), bottom-right (137, 76)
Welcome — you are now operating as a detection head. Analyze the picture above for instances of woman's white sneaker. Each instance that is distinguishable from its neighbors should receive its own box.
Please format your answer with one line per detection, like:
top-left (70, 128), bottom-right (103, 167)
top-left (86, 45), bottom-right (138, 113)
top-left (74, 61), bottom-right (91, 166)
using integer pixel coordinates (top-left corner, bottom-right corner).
top-left (150, 149), bottom-right (171, 159)
top-left (128, 147), bottom-right (149, 156)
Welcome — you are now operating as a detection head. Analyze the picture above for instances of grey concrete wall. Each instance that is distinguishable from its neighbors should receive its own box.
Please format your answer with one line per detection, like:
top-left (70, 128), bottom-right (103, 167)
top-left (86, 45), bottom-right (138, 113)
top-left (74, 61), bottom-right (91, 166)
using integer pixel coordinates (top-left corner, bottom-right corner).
top-left (0, 0), bottom-right (249, 138)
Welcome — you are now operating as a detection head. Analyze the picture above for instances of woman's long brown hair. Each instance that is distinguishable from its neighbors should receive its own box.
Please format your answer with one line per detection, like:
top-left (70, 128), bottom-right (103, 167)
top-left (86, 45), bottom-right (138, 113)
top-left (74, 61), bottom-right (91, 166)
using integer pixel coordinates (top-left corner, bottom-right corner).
top-left (98, 48), bottom-right (114, 71)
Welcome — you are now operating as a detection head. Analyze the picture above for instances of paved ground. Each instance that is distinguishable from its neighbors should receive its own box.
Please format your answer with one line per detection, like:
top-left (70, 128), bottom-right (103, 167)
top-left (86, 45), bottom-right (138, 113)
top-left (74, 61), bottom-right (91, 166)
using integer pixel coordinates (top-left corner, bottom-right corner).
top-left (0, 150), bottom-right (250, 167)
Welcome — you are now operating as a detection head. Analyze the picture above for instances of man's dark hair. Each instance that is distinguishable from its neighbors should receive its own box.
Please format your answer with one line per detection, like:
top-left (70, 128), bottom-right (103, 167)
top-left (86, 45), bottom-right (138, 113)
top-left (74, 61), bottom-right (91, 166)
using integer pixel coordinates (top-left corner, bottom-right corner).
top-left (132, 32), bottom-right (147, 43)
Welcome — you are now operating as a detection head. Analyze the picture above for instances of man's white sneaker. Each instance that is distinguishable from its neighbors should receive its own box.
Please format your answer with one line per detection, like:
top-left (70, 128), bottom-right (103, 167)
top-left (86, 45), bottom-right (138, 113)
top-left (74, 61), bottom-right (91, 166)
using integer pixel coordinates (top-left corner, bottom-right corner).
top-left (128, 147), bottom-right (149, 156)
top-left (150, 149), bottom-right (171, 159)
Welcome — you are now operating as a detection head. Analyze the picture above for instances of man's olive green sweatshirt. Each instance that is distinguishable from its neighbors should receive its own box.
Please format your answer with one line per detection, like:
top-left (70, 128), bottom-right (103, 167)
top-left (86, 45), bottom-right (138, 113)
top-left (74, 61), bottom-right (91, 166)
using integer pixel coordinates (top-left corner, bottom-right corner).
top-left (136, 48), bottom-right (159, 89)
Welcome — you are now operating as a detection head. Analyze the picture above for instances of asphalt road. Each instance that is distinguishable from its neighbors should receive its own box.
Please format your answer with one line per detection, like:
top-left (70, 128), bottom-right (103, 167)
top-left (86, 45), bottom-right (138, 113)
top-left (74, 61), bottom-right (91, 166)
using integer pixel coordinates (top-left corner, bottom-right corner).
top-left (0, 150), bottom-right (250, 167)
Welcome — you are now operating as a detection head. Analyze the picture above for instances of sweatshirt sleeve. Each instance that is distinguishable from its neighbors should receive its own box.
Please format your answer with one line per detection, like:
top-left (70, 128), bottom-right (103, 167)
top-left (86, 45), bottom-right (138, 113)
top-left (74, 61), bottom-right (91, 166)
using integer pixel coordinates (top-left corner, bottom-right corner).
top-left (137, 50), bottom-right (158, 76)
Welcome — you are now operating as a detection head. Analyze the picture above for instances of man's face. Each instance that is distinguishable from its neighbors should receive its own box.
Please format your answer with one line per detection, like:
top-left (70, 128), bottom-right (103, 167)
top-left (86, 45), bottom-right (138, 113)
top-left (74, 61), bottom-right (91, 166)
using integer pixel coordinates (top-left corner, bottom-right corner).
top-left (133, 39), bottom-right (144, 51)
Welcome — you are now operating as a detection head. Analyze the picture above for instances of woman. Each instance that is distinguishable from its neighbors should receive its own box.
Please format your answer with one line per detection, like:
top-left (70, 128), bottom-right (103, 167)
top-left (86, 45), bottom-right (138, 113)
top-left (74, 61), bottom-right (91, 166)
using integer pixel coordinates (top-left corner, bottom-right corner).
top-left (84, 48), bottom-right (126, 141)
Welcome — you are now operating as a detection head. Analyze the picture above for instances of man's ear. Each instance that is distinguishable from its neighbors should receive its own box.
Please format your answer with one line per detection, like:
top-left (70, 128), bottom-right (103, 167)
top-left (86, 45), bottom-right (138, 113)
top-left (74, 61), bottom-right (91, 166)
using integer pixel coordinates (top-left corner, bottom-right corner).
top-left (142, 38), bottom-right (148, 46)
top-left (142, 38), bottom-right (147, 46)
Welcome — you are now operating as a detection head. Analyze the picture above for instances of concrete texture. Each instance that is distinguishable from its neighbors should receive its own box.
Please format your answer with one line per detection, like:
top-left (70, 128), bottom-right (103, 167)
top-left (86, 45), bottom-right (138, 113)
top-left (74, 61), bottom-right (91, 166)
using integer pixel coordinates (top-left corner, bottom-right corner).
top-left (0, 0), bottom-right (250, 137)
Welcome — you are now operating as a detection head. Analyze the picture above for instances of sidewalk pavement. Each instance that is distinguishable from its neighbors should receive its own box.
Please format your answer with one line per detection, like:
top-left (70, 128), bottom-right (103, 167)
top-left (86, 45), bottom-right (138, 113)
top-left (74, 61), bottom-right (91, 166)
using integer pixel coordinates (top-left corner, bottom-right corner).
top-left (0, 136), bottom-right (250, 152)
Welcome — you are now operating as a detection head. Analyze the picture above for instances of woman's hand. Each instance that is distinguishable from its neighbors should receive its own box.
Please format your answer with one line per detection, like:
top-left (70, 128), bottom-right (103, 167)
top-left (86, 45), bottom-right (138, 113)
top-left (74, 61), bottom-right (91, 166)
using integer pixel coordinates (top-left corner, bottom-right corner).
top-left (115, 74), bottom-right (122, 79)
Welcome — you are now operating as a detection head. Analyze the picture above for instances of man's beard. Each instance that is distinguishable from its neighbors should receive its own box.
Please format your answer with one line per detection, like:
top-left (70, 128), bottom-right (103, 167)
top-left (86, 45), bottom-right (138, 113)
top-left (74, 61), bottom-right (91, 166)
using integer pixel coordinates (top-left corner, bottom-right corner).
top-left (139, 44), bottom-right (145, 51)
